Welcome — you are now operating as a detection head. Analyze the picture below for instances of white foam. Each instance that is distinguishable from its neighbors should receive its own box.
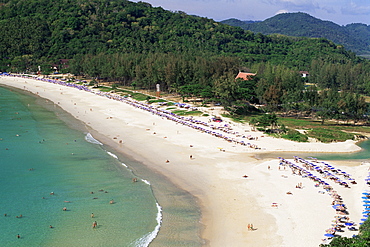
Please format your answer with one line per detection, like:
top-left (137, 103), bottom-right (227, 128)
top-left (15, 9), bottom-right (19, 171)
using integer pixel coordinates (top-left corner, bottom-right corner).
top-left (85, 133), bottom-right (103, 145)
top-left (141, 179), bottom-right (150, 185)
top-left (106, 151), bottom-right (118, 159)
top-left (121, 162), bottom-right (128, 168)
top-left (132, 202), bottom-right (162, 247)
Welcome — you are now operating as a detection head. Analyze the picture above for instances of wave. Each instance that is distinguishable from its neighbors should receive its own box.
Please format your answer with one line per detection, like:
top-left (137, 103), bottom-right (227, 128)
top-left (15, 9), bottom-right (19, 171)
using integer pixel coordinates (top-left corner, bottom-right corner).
top-left (141, 179), bottom-right (151, 185)
top-left (132, 202), bottom-right (162, 247)
top-left (106, 151), bottom-right (118, 159)
top-left (100, 142), bottom-right (161, 247)
top-left (85, 133), bottom-right (103, 145)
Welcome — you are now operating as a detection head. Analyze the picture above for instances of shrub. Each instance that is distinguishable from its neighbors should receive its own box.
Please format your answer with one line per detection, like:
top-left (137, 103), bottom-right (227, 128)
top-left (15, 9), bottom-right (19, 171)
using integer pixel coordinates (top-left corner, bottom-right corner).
top-left (307, 128), bottom-right (354, 143)
top-left (281, 129), bottom-right (308, 142)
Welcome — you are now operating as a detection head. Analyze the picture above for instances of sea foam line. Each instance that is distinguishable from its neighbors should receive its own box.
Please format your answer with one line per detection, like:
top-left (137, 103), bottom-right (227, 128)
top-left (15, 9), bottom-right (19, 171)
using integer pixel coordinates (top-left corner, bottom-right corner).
top-left (86, 133), bottom-right (161, 246)
top-left (141, 179), bottom-right (150, 185)
top-left (106, 151), bottom-right (118, 159)
top-left (85, 133), bottom-right (103, 145)
top-left (106, 151), bottom-right (162, 247)
top-left (133, 202), bottom-right (162, 247)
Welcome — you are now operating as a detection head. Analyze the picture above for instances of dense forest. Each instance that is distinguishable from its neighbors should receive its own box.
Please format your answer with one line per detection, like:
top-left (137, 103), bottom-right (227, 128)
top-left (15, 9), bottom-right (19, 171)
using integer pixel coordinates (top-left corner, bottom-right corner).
top-left (0, 0), bottom-right (370, 124)
top-left (221, 12), bottom-right (370, 55)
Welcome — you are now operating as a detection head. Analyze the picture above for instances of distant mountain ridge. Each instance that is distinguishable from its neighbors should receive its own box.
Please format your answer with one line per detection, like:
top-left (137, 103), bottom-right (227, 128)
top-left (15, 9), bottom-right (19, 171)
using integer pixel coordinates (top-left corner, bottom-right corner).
top-left (221, 12), bottom-right (370, 55)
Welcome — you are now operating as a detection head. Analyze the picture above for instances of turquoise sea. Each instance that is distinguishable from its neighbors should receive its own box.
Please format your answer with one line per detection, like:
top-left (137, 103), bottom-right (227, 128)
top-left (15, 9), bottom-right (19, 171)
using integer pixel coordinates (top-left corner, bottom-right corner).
top-left (256, 137), bottom-right (370, 162)
top-left (0, 85), bottom-right (202, 247)
top-left (314, 140), bottom-right (370, 160)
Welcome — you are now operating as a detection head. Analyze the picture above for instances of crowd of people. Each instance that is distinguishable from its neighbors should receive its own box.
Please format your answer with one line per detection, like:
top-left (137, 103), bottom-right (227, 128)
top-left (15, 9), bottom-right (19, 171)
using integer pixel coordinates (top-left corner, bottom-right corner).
top-left (3, 74), bottom-right (261, 150)
top-left (278, 156), bottom-right (357, 240)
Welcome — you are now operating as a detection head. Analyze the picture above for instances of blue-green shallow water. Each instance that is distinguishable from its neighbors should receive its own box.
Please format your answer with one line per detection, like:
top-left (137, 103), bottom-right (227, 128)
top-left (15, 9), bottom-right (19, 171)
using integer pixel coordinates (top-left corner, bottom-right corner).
top-left (313, 140), bottom-right (370, 160)
top-left (0, 86), bottom-right (160, 246)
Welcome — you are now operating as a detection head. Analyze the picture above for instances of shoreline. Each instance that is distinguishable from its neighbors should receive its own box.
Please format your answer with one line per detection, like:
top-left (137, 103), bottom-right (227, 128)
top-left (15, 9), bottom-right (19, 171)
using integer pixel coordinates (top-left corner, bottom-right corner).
top-left (1, 80), bottom-right (203, 246)
top-left (1, 75), bottom-right (368, 246)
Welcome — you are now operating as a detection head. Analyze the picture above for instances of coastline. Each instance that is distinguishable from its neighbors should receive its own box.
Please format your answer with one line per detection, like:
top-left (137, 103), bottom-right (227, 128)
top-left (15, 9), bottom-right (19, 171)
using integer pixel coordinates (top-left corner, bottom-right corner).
top-left (1, 75), bottom-right (368, 247)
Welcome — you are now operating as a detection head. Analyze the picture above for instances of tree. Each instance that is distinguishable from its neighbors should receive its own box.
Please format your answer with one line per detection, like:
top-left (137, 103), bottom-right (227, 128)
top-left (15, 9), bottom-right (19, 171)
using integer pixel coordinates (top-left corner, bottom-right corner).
top-left (316, 89), bottom-right (339, 124)
top-left (252, 113), bottom-right (279, 130)
top-left (320, 218), bottom-right (370, 246)
top-left (212, 74), bottom-right (240, 106)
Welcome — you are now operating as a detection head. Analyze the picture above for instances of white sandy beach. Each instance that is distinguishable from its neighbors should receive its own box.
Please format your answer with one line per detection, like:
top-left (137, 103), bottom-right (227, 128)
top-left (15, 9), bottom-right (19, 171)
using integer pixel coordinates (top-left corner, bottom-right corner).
top-left (1, 75), bottom-right (369, 247)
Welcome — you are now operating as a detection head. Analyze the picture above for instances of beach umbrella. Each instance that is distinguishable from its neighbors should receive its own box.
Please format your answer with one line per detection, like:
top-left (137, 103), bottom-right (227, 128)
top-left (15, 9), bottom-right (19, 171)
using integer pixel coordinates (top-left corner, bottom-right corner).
top-left (363, 215), bottom-right (369, 218)
top-left (363, 201), bottom-right (370, 204)
top-left (362, 197), bottom-right (369, 199)
top-left (361, 218), bottom-right (368, 221)
top-left (345, 222), bottom-right (354, 226)
top-left (324, 234), bottom-right (335, 237)
top-left (363, 193), bottom-right (370, 195)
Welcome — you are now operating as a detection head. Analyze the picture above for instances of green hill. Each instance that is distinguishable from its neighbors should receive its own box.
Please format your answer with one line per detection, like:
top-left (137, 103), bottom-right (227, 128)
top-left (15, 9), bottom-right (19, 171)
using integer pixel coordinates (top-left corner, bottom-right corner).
top-left (0, 0), bottom-right (369, 124)
top-left (0, 1), bottom-right (361, 69)
top-left (221, 12), bottom-right (370, 55)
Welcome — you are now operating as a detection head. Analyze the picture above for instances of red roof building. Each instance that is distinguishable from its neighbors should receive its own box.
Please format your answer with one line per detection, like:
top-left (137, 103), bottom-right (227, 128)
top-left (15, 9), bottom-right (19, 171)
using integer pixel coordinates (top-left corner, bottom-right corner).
top-left (235, 72), bottom-right (256, 81)
top-left (299, 71), bottom-right (310, 77)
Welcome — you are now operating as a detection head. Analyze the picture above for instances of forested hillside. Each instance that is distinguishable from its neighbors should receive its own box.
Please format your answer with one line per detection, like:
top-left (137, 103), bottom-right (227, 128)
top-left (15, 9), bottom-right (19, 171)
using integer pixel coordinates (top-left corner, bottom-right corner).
top-left (221, 12), bottom-right (370, 55)
top-left (0, 0), bottom-right (370, 123)
top-left (0, 0), bottom-right (362, 68)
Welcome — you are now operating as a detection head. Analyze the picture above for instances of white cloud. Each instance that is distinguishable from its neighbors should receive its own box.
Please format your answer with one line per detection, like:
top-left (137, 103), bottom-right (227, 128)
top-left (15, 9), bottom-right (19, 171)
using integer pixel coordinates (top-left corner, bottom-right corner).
top-left (321, 5), bottom-right (336, 14)
top-left (275, 9), bottom-right (290, 15)
top-left (264, 0), bottom-right (320, 12)
top-left (341, 1), bottom-right (370, 15)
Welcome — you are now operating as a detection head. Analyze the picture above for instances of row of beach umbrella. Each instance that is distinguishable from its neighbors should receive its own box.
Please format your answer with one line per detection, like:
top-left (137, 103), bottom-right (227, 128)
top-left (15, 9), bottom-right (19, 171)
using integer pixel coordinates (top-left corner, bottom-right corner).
top-left (361, 171), bottom-right (370, 224)
top-left (279, 157), bottom-right (354, 241)
top-left (3, 74), bottom-right (260, 149)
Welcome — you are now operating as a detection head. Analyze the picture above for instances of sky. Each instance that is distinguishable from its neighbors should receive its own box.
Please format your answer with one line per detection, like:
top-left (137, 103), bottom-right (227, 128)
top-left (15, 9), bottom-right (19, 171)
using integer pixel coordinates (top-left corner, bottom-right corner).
top-left (132, 0), bottom-right (370, 26)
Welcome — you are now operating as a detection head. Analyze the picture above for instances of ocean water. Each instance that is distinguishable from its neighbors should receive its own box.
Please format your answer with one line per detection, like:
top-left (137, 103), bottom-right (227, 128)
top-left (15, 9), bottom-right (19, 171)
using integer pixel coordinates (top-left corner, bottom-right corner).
top-left (313, 140), bottom-right (370, 160)
top-left (0, 86), bottom-right (160, 246)
top-left (255, 139), bottom-right (370, 162)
